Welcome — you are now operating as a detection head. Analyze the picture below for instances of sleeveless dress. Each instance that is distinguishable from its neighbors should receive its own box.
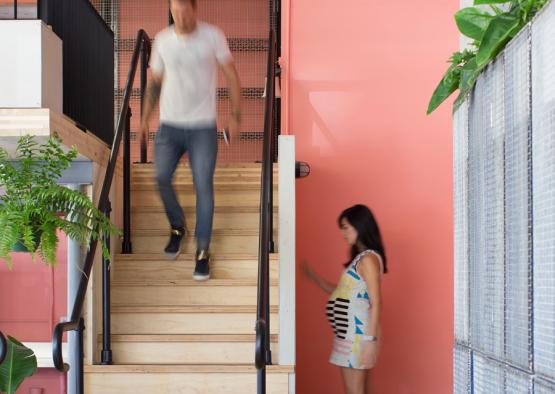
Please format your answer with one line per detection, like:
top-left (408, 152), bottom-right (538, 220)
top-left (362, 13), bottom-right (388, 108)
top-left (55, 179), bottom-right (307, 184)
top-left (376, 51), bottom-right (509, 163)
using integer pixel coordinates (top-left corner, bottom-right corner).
top-left (326, 250), bottom-right (384, 369)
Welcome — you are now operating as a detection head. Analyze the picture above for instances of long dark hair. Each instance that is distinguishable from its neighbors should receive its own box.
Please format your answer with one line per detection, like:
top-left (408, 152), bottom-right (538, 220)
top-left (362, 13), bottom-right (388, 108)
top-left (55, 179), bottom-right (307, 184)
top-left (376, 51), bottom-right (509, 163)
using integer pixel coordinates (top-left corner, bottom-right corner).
top-left (338, 204), bottom-right (388, 273)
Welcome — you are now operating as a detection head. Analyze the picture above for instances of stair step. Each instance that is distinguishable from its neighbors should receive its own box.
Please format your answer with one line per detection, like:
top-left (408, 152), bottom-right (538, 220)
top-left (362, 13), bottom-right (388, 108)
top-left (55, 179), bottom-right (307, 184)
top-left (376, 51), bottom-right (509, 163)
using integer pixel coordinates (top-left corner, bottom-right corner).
top-left (97, 334), bottom-right (278, 364)
top-left (131, 188), bottom-right (278, 208)
top-left (112, 279), bottom-right (279, 306)
top-left (111, 305), bottom-right (279, 335)
top-left (130, 229), bottom-right (276, 254)
top-left (85, 364), bottom-right (293, 373)
top-left (131, 208), bottom-right (277, 231)
top-left (113, 253), bottom-right (278, 281)
top-left (85, 364), bottom-right (292, 394)
top-left (131, 182), bottom-right (276, 191)
top-left (132, 163), bottom-right (277, 173)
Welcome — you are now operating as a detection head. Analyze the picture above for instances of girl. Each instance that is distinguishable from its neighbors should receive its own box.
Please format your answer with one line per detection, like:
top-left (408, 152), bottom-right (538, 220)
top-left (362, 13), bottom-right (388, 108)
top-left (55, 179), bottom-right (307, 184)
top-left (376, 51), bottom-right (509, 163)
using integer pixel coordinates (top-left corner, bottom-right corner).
top-left (303, 204), bottom-right (387, 394)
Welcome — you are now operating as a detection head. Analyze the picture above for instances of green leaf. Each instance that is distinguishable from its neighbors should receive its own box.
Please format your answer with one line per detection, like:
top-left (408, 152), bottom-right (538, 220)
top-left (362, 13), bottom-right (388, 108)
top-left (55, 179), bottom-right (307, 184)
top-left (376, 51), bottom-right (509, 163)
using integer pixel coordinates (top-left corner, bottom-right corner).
top-left (474, 0), bottom-right (511, 4)
top-left (476, 10), bottom-right (522, 67)
top-left (427, 65), bottom-right (461, 115)
top-left (0, 336), bottom-right (37, 394)
top-left (455, 7), bottom-right (494, 40)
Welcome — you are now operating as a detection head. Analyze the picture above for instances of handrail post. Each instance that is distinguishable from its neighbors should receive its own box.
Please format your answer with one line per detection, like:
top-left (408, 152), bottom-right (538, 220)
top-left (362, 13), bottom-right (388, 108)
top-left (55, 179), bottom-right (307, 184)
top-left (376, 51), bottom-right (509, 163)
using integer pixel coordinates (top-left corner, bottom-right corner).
top-left (257, 367), bottom-right (266, 394)
top-left (101, 200), bottom-right (113, 365)
top-left (76, 318), bottom-right (84, 394)
top-left (140, 39), bottom-right (149, 164)
top-left (122, 107), bottom-right (132, 253)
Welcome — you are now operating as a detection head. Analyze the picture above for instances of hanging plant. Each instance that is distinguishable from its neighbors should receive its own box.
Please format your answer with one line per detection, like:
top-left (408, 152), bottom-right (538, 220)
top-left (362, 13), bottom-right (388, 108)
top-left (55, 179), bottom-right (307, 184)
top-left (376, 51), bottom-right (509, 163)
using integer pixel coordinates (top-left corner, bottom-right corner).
top-left (0, 135), bottom-right (120, 267)
top-left (427, 0), bottom-right (548, 114)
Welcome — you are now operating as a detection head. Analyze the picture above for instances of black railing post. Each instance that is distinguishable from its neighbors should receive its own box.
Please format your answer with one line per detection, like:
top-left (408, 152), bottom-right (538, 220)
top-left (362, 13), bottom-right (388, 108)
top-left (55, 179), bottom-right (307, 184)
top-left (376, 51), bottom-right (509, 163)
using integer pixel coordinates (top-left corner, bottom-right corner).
top-left (101, 200), bottom-right (113, 364)
top-left (257, 367), bottom-right (266, 394)
top-left (76, 318), bottom-right (85, 394)
top-left (122, 107), bottom-right (132, 253)
top-left (14, 0), bottom-right (17, 19)
top-left (140, 41), bottom-right (149, 164)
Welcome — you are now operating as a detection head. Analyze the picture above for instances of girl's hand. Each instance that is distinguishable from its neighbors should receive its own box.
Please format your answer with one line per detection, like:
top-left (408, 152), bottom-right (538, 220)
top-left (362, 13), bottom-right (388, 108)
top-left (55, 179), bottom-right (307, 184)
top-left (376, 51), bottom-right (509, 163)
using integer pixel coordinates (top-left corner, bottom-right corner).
top-left (360, 340), bottom-right (379, 369)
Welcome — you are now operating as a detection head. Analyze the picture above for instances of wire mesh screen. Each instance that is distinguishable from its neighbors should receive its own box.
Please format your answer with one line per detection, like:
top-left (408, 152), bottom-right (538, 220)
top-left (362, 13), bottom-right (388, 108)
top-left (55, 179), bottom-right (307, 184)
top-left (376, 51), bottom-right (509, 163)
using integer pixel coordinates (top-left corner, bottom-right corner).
top-left (535, 378), bottom-right (555, 394)
top-left (456, 1), bottom-right (555, 391)
top-left (454, 344), bottom-right (471, 394)
top-left (468, 56), bottom-right (506, 359)
top-left (504, 27), bottom-right (532, 371)
top-left (454, 102), bottom-right (470, 344)
top-left (473, 354), bottom-right (505, 394)
top-left (531, 0), bottom-right (555, 381)
top-left (505, 367), bottom-right (533, 393)
top-left (91, 0), bottom-right (272, 163)
top-left (0, 0), bottom-right (37, 19)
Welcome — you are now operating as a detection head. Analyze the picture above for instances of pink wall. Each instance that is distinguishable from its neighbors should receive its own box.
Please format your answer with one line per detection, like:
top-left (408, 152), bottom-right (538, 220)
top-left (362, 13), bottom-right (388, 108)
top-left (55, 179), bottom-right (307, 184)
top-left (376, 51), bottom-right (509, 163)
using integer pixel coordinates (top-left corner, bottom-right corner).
top-left (283, 1), bottom-right (458, 393)
top-left (0, 236), bottom-right (67, 393)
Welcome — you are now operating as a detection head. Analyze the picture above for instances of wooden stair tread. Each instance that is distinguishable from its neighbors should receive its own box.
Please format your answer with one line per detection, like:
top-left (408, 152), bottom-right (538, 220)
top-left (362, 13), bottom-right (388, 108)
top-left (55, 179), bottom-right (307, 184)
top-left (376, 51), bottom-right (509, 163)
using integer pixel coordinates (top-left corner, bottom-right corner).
top-left (131, 183), bottom-right (277, 191)
top-left (112, 279), bottom-right (278, 286)
top-left (112, 305), bottom-right (279, 313)
top-left (114, 253), bottom-right (279, 261)
top-left (84, 364), bottom-right (294, 374)
top-left (134, 162), bottom-right (267, 168)
top-left (131, 206), bottom-right (265, 213)
top-left (98, 334), bottom-right (279, 342)
top-left (132, 228), bottom-right (261, 236)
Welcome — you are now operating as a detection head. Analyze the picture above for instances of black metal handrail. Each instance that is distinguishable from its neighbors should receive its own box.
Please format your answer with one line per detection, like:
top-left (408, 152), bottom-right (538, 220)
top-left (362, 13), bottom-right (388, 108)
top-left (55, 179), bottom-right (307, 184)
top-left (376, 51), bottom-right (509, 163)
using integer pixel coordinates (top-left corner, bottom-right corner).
top-left (51, 29), bottom-right (151, 387)
top-left (255, 28), bottom-right (278, 394)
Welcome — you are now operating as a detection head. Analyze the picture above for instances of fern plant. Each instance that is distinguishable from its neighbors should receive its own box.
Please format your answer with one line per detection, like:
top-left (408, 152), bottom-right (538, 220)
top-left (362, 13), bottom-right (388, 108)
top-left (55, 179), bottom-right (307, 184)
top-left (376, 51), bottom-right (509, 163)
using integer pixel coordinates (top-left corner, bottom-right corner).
top-left (0, 135), bottom-right (119, 267)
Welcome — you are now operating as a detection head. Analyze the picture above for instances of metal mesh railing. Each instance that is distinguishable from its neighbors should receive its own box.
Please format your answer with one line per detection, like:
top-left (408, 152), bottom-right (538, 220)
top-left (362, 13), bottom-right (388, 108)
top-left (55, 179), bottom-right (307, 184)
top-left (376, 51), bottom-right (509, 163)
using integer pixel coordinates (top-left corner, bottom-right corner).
top-left (454, 101), bottom-right (469, 345)
top-left (91, 0), bottom-right (274, 163)
top-left (531, 0), bottom-right (555, 382)
top-left (504, 27), bottom-right (533, 371)
top-left (454, 1), bottom-right (555, 391)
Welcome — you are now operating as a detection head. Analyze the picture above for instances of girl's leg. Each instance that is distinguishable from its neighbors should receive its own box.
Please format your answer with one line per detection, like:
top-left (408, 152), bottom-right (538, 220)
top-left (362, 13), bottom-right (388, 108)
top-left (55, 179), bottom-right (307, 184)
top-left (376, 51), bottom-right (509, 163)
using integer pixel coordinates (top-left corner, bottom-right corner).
top-left (340, 367), bottom-right (367, 394)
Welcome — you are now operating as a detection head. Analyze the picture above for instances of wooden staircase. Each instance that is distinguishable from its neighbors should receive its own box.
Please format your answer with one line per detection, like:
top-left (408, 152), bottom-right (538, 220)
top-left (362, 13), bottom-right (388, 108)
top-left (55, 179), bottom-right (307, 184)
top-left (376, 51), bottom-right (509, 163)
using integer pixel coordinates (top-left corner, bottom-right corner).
top-left (84, 163), bottom-right (293, 393)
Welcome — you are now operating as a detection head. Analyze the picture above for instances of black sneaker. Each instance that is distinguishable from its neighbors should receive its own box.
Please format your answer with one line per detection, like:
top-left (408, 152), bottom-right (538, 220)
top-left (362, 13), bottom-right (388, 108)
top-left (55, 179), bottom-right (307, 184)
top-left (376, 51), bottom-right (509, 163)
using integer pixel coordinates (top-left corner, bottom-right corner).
top-left (193, 249), bottom-right (210, 281)
top-left (164, 227), bottom-right (185, 260)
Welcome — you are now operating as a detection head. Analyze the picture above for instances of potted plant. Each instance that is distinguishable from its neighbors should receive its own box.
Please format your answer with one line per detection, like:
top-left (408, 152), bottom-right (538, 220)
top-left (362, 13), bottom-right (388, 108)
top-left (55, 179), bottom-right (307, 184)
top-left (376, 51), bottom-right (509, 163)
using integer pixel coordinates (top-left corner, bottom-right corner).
top-left (427, 0), bottom-right (548, 114)
top-left (0, 135), bottom-right (119, 267)
top-left (0, 332), bottom-right (37, 394)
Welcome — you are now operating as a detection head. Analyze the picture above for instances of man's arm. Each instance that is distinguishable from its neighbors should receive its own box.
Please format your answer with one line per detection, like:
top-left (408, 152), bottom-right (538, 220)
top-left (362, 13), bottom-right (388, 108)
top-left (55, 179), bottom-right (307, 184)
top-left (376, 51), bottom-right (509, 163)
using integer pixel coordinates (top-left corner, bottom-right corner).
top-left (220, 61), bottom-right (241, 140)
top-left (140, 72), bottom-right (163, 140)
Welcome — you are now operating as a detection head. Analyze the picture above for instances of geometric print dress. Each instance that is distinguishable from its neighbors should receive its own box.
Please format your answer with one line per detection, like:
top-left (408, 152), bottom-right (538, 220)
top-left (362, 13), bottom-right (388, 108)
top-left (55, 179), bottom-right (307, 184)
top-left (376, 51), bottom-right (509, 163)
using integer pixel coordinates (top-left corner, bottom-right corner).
top-left (326, 249), bottom-right (383, 369)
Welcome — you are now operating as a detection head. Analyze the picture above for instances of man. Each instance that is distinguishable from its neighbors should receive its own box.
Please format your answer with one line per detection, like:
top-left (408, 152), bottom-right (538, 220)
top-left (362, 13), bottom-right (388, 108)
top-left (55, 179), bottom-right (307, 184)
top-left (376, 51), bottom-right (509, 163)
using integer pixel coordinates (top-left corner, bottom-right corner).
top-left (140, 0), bottom-right (241, 281)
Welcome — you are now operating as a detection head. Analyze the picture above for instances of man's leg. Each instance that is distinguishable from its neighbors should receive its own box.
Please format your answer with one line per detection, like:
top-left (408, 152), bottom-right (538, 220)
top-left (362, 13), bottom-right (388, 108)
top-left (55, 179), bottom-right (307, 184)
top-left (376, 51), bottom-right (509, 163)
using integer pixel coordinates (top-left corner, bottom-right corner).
top-left (187, 125), bottom-right (218, 251)
top-left (154, 124), bottom-right (186, 258)
top-left (187, 125), bottom-right (217, 280)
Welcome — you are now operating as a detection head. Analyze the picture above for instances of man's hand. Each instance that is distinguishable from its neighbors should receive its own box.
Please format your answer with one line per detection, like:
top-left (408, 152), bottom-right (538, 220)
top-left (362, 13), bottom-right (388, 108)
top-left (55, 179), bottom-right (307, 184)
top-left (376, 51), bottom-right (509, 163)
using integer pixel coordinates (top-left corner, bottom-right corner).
top-left (227, 115), bottom-right (240, 143)
top-left (220, 61), bottom-right (241, 144)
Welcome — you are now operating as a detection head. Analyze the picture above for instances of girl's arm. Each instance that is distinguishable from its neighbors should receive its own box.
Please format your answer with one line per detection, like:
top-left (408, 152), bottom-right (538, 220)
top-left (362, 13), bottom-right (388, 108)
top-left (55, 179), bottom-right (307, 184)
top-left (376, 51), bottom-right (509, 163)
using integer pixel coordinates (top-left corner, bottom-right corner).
top-left (302, 262), bottom-right (336, 294)
top-left (358, 254), bottom-right (382, 338)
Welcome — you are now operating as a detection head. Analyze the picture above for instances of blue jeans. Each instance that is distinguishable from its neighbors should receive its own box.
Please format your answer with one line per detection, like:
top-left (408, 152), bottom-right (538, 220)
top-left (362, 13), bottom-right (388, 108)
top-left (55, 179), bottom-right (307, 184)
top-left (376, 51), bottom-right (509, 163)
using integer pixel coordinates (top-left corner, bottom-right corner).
top-left (154, 123), bottom-right (218, 251)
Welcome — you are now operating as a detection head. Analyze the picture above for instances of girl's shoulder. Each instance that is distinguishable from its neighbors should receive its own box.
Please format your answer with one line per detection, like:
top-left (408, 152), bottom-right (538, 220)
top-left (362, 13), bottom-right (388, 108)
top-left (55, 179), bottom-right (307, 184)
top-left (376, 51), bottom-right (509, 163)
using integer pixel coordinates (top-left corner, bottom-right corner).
top-left (354, 250), bottom-right (384, 275)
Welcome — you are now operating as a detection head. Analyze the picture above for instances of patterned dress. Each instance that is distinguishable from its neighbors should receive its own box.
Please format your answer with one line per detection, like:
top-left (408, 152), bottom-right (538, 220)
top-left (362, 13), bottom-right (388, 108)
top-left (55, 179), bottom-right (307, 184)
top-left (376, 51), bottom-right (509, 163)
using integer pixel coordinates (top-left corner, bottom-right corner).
top-left (326, 250), bottom-right (383, 369)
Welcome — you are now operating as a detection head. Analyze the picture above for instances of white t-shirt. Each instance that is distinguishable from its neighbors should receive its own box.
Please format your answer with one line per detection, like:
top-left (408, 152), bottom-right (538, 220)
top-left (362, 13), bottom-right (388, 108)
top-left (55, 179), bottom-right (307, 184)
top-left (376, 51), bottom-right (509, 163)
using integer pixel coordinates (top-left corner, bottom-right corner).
top-left (150, 22), bottom-right (233, 127)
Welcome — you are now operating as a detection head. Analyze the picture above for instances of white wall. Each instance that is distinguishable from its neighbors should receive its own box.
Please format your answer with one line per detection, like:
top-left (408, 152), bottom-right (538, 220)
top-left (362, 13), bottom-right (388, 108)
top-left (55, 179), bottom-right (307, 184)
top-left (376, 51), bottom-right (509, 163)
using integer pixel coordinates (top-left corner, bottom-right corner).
top-left (0, 20), bottom-right (62, 112)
